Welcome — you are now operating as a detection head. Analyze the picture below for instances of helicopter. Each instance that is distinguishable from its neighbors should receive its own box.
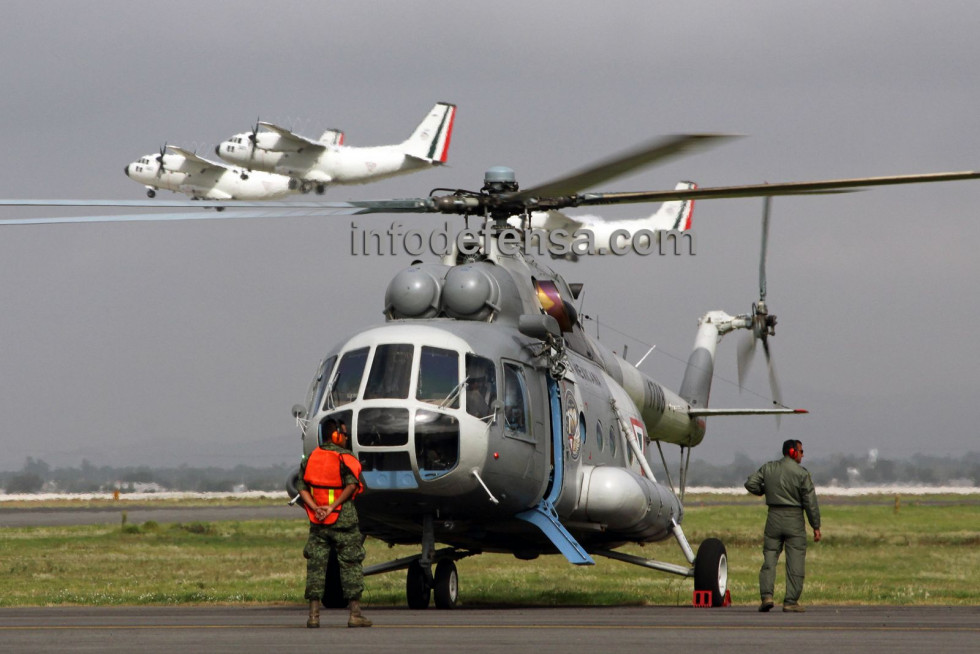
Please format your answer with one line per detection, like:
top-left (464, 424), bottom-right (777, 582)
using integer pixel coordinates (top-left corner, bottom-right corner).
top-left (3, 134), bottom-right (980, 609)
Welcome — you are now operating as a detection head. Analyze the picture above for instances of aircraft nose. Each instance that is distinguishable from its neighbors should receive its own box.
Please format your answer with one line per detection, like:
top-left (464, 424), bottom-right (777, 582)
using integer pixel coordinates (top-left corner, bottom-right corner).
top-left (215, 145), bottom-right (221, 157)
top-left (124, 164), bottom-right (130, 178)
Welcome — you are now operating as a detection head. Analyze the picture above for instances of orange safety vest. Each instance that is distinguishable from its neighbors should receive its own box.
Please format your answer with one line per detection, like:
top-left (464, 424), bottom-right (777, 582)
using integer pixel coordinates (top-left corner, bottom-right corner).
top-left (302, 448), bottom-right (364, 525)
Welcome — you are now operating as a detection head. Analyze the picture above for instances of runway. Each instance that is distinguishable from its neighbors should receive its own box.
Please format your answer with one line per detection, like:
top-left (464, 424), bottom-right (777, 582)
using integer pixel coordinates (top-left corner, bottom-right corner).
top-left (1, 606), bottom-right (977, 654)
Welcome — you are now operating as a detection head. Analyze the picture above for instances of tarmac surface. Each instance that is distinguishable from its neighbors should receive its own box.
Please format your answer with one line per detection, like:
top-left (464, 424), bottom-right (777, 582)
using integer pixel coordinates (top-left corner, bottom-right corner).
top-left (1, 605), bottom-right (977, 654)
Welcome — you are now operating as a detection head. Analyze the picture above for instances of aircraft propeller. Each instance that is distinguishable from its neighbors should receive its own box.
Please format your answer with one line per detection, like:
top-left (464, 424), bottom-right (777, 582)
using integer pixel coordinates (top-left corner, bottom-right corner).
top-left (737, 196), bottom-right (783, 411)
top-left (155, 143), bottom-right (168, 177)
top-left (247, 118), bottom-right (261, 165)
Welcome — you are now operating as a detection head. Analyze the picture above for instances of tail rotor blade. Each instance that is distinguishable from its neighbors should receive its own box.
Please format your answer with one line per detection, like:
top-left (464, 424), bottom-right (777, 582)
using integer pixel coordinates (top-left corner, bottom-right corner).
top-left (759, 196), bottom-right (772, 303)
top-left (737, 332), bottom-right (755, 391)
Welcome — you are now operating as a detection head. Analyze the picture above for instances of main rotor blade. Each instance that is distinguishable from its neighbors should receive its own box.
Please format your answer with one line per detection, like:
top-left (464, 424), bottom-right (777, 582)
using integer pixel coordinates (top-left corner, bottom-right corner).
top-left (515, 134), bottom-right (736, 200)
top-left (577, 169), bottom-right (980, 206)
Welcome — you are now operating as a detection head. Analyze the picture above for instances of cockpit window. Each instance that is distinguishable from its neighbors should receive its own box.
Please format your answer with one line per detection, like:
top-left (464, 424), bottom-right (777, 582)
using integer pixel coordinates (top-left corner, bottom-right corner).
top-left (306, 355), bottom-right (337, 417)
top-left (502, 362), bottom-right (529, 436)
top-left (417, 347), bottom-right (459, 408)
top-left (327, 347), bottom-right (368, 409)
top-left (364, 344), bottom-right (414, 400)
top-left (465, 354), bottom-right (497, 420)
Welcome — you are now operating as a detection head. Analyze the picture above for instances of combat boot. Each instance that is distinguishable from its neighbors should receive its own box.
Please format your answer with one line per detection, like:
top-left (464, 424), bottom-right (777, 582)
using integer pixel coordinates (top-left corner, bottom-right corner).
top-left (783, 603), bottom-right (806, 613)
top-left (306, 600), bottom-right (320, 628)
top-left (758, 595), bottom-right (774, 612)
top-left (347, 600), bottom-right (373, 628)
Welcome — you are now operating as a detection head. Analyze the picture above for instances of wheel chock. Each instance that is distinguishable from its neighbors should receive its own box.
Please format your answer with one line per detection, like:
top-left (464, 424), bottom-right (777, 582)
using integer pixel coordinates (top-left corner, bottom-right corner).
top-left (692, 589), bottom-right (732, 608)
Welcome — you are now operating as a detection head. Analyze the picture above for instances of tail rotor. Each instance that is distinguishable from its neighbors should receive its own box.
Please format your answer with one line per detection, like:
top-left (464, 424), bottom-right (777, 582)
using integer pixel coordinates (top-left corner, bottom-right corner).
top-left (737, 197), bottom-right (783, 412)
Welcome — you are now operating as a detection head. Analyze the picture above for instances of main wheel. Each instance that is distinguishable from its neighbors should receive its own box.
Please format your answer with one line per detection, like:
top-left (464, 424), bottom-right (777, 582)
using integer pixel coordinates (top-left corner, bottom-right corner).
top-left (406, 560), bottom-right (431, 609)
top-left (433, 560), bottom-right (459, 609)
top-left (321, 549), bottom-right (346, 609)
top-left (694, 538), bottom-right (728, 607)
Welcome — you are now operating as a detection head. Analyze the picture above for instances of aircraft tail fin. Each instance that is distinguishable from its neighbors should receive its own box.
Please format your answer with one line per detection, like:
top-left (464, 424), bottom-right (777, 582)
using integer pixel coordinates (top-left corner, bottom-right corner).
top-left (647, 181), bottom-right (696, 230)
top-left (401, 102), bottom-right (456, 163)
top-left (318, 129), bottom-right (344, 146)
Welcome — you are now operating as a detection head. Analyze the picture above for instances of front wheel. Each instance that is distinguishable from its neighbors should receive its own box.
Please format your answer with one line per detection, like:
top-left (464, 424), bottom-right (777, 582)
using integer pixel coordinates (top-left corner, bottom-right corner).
top-left (694, 538), bottom-right (728, 607)
top-left (433, 559), bottom-right (459, 609)
top-left (406, 560), bottom-right (431, 609)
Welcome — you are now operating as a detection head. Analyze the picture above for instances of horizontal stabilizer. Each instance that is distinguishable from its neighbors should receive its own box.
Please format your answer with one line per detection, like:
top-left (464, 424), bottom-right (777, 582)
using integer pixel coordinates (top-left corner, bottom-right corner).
top-left (687, 408), bottom-right (808, 417)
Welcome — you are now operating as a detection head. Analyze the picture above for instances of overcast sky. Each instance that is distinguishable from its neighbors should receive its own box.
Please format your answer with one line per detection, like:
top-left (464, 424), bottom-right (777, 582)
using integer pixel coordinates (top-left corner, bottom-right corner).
top-left (1, 1), bottom-right (978, 471)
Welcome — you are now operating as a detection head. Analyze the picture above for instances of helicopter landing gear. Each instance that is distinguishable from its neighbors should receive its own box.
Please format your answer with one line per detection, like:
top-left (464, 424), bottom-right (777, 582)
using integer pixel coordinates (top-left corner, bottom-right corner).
top-left (405, 556), bottom-right (461, 609)
top-left (693, 538), bottom-right (728, 608)
top-left (433, 559), bottom-right (459, 609)
top-left (406, 559), bottom-right (431, 609)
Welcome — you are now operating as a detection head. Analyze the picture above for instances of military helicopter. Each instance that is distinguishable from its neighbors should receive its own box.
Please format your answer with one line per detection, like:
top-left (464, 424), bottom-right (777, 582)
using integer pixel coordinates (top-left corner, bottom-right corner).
top-left (3, 134), bottom-right (980, 610)
top-left (265, 134), bottom-right (980, 610)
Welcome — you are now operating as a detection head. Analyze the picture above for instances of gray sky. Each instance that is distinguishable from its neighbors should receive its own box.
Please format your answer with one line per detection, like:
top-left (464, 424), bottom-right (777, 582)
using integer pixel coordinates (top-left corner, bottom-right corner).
top-left (1, 1), bottom-right (978, 470)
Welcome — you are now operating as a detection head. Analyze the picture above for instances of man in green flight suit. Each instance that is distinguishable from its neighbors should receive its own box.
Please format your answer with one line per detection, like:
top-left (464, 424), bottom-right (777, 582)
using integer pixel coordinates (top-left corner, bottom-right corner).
top-left (297, 419), bottom-right (372, 628)
top-left (745, 439), bottom-right (822, 613)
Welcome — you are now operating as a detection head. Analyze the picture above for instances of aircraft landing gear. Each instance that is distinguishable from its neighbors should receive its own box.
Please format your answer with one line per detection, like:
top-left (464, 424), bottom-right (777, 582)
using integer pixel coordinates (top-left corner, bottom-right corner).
top-left (693, 538), bottom-right (728, 607)
top-left (405, 556), bottom-right (460, 609)
top-left (433, 559), bottom-right (459, 609)
top-left (146, 189), bottom-right (156, 198)
top-left (406, 560), bottom-right (431, 609)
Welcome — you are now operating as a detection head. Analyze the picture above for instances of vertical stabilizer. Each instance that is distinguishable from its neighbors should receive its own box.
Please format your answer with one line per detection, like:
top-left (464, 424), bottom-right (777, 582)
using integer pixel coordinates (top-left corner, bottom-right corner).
top-left (678, 311), bottom-right (727, 408)
top-left (402, 102), bottom-right (456, 163)
top-left (647, 181), bottom-right (696, 231)
top-left (318, 129), bottom-right (344, 146)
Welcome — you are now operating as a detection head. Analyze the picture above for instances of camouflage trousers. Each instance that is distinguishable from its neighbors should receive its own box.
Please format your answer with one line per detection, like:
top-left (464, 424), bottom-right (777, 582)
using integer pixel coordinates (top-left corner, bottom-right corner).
top-left (759, 506), bottom-right (808, 604)
top-left (304, 522), bottom-right (366, 602)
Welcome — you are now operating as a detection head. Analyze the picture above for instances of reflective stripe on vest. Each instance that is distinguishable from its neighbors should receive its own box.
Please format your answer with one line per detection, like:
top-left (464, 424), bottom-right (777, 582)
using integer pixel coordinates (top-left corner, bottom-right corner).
top-left (302, 448), bottom-right (363, 524)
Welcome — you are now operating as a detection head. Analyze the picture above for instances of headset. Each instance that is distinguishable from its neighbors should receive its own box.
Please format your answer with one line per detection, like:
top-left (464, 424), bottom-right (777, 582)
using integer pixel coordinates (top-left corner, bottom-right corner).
top-left (329, 424), bottom-right (349, 446)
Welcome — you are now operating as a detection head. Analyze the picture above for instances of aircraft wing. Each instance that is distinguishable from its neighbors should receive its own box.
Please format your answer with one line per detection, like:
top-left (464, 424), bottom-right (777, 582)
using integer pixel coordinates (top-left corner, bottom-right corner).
top-left (258, 122), bottom-right (325, 152)
top-left (165, 145), bottom-right (218, 168)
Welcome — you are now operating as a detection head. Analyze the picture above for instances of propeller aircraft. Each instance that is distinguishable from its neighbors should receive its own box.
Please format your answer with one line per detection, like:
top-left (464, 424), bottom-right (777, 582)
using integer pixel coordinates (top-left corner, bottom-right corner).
top-left (215, 102), bottom-right (456, 195)
top-left (124, 144), bottom-right (295, 202)
top-left (5, 133), bottom-right (980, 610)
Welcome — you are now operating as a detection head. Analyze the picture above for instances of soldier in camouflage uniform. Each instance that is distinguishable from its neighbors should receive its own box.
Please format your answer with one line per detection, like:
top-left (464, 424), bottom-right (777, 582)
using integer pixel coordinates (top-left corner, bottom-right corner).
top-left (297, 420), bottom-right (372, 628)
top-left (745, 439), bottom-right (822, 613)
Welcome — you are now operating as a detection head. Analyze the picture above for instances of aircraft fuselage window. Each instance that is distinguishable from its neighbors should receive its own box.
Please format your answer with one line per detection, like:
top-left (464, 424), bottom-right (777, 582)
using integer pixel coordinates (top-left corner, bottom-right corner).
top-left (364, 343), bottom-right (414, 400)
top-left (417, 346), bottom-right (459, 408)
top-left (465, 354), bottom-right (497, 420)
top-left (415, 409), bottom-right (460, 478)
top-left (609, 423), bottom-right (617, 457)
top-left (328, 347), bottom-right (369, 409)
top-left (357, 407), bottom-right (409, 447)
top-left (502, 363), bottom-right (529, 436)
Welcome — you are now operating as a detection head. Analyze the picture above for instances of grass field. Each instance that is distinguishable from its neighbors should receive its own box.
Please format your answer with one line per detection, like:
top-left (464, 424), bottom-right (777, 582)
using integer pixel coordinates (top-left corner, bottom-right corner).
top-left (2, 495), bottom-right (977, 607)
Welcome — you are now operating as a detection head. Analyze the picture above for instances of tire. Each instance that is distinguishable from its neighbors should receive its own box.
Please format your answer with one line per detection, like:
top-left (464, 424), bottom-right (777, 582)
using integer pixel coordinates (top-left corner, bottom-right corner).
top-left (694, 538), bottom-right (728, 607)
top-left (406, 560), bottom-right (431, 609)
top-left (433, 560), bottom-right (459, 609)
top-left (321, 549), bottom-right (346, 609)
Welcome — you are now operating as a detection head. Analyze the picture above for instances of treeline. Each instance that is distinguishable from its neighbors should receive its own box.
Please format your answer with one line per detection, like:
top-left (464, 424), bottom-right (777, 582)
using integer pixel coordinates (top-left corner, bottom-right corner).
top-left (686, 451), bottom-right (980, 487)
top-left (2, 452), bottom-right (978, 494)
top-left (1, 457), bottom-right (295, 494)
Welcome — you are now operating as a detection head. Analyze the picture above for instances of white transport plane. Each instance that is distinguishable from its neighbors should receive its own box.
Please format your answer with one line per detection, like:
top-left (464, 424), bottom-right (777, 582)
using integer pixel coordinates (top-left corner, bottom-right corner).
top-left (125, 145), bottom-right (294, 202)
top-left (215, 102), bottom-right (456, 194)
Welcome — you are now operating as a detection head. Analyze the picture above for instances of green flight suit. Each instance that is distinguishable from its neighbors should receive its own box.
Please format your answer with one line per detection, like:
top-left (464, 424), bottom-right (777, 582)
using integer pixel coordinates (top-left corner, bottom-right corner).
top-left (745, 455), bottom-right (820, 605)
top-left (298, 442), bottom-right (366, 603)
